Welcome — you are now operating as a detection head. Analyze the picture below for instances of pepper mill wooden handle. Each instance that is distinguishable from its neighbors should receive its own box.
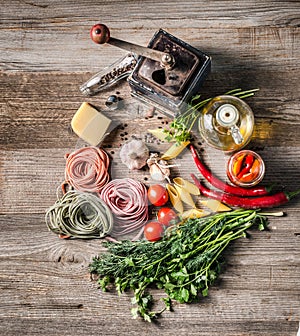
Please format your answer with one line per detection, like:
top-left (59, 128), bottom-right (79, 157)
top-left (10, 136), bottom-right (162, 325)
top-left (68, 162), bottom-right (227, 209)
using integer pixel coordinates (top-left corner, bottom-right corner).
top-left (90, 24), bottom-right (111, 44)
top-left (90, 23), bottom-right (174, 68)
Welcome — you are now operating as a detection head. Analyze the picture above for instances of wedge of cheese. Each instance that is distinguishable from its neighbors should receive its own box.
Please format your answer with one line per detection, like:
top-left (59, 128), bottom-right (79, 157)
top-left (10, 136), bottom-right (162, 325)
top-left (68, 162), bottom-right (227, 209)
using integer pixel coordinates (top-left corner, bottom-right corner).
top-left (71, 102), bottom-right (112, 146)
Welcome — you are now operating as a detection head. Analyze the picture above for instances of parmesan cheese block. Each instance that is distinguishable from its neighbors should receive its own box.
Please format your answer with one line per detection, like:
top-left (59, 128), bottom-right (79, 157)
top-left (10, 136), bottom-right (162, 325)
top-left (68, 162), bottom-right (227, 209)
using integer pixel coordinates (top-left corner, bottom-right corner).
top-left (71, 102), bottom-right (112, 146)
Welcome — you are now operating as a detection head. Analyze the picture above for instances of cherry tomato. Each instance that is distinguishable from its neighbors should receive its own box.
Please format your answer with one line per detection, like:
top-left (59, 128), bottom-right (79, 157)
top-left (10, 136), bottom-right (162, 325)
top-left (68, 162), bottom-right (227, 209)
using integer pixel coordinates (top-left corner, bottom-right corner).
top-left (144, 222), bottom-right (164, 242)
top-left (157, 207), bottom-right (178, 226)
top-left (147, 184), bottom-right (168, 206)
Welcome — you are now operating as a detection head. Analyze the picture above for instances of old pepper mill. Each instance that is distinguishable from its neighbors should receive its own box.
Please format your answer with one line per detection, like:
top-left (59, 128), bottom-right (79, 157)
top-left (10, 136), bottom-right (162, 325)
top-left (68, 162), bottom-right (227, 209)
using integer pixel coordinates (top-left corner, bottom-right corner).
top-left (83, 23), bottom-right (211, 118)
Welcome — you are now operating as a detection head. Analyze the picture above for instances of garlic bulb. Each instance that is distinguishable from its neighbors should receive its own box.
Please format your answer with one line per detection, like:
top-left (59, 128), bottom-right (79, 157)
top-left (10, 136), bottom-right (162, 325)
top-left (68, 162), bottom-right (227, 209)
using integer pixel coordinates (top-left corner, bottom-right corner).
top-left (147, 153), bottom-right (171, 182)
top-left (119, 138), bottom-right (149, 170)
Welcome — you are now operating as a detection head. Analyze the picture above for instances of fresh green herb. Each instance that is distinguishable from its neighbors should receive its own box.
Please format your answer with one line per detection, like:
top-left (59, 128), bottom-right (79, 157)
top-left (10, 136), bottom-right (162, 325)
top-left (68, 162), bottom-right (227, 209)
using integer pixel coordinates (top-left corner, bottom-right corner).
top-left (90, 209), bottom-right (268, 322)
top-left (163, 88), bottom-right (259, 144)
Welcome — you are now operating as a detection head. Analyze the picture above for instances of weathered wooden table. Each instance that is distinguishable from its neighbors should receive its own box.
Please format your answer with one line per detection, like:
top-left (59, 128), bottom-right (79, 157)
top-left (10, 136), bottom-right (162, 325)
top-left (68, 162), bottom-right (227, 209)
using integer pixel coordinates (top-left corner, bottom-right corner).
top-left (1, 1), bottom-right (300, 335)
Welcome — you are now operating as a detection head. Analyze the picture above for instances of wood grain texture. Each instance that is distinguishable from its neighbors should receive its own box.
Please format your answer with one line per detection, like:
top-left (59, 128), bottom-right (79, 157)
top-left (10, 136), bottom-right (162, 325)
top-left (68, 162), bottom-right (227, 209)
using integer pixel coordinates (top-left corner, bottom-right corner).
top-left (0, 1), bottom-right (299, 71)
top-left (0, 1), bottom-right (300, 335)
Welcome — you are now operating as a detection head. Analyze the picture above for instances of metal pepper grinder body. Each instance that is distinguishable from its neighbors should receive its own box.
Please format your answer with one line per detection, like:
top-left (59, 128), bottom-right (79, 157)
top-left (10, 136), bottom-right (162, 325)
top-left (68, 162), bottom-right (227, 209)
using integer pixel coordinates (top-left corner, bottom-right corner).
top-left (128, 29), bottom-right (211, 118)
top-left (89, 24), bottom-right (211, 118)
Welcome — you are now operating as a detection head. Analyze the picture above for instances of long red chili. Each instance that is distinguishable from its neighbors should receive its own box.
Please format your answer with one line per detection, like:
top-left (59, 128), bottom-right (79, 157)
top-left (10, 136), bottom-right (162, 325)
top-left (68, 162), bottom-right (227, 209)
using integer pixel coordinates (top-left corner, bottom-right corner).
top-left (191, 173), bottom-right (300, 209)
top-left (189, 144), bottom-right (271, 197)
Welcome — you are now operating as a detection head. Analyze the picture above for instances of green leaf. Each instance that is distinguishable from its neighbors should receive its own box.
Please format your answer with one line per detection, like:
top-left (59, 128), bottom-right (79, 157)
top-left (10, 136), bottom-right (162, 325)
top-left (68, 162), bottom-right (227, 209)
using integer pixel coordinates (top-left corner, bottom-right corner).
top-left (202, 287), bottom-right (209, 297)
top-left (142, 296), bottom-right (150, 307)
top-left (191, 94), bottom-right (201, 102)
top-left (121, 280), bottom-right (128, 292)
top-left (182, 266), bottom-right (188, 274)
top-left (171, 271), bottom-right (189, 278)
top-left (258, 218), bottom-right (268, 231)
top-left (190, 283), bottom-right (198, 296)
top-left (180, 287), bottom-right (190, 302)
top-left (161, 297), bottom-right (172, 311)
top-left (125, 257), bottom-right (135, 266)
top-left (143, 313), bottom-right (152, 323)
top-left (131, 296), bottom-right (138, 305)
top-left (208, 270), bottom-right (217, 282)
top-left (164, 283), bottom-right (176, 291)
top-left (169, 288), bottom-right (181, 301)
top-left (98, 275), bottom-right (110, 291)
top-left (131, 307), bottom-right (139, 319)
top-left (156, 282), bottom-right (163, 289)
top-left (165, 134), bottom-right (173, 142)
top-left (115, 279), bottom-right (122, 296)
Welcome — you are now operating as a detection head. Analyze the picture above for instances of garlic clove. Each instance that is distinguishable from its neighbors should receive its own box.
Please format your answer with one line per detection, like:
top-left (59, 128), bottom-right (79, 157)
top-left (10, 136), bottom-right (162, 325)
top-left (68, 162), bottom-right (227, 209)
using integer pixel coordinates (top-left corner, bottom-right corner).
top-left (147, 152), bottom-right (160, 167)
top-left (148, 154), bottom-right (171, 182)
top-left (149, 164), bottom-right (166, 182)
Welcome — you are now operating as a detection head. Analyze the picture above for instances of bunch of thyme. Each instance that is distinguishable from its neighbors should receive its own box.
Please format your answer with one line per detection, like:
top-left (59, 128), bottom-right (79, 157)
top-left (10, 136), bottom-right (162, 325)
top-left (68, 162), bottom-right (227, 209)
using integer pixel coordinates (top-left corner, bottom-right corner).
top-left (163, 88), bottom-right (259, 144)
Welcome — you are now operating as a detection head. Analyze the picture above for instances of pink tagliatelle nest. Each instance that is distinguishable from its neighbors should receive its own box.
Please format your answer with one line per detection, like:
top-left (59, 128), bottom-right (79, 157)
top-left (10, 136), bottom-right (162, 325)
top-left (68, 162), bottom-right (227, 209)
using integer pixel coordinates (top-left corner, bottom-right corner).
top-left (100, 178), bottom-right (149, 238)
top-left (64, 146), bottom-right (110, 193)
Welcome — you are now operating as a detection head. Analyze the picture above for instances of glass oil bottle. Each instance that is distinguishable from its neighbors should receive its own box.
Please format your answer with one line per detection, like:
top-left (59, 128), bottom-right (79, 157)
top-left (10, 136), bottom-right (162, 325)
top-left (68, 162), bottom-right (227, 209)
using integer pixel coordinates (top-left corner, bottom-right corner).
top-left (198, 95), bottom-right (254, 153)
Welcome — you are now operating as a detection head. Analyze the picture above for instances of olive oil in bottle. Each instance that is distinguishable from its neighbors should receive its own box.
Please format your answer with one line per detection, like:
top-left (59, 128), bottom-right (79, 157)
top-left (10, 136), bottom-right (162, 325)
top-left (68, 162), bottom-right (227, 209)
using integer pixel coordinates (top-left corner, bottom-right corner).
top-left (198, 95), bottom-right (254, 153)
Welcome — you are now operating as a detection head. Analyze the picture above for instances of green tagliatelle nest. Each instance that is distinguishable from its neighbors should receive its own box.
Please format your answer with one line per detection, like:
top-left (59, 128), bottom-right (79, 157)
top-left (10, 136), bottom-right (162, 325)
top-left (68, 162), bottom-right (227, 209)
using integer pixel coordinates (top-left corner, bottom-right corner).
top-left (45, 190), bottom-right (114, 239)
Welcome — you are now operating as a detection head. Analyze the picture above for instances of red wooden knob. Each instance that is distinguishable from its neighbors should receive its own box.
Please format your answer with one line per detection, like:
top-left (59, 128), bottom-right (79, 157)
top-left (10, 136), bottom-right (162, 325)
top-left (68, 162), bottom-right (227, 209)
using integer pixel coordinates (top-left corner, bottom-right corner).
top-left (90, 23), bottom-right (110, 44)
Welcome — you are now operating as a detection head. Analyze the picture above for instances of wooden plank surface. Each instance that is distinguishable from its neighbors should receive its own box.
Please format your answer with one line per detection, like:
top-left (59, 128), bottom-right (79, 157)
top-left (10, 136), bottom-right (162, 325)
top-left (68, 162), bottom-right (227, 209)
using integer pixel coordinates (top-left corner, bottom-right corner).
top-left (0, 1), bottom-right (300, 335)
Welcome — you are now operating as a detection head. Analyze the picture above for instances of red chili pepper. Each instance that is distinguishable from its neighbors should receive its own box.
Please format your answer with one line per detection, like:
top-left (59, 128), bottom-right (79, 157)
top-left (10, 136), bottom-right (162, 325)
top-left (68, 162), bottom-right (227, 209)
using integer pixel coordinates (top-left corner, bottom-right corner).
top-left (191, 173), bottom-right (300, 209)
top-left (232, 154), bottom-right (245, 176)
top-left (189, 144), bottom-right (271, 197)
top-left (237, 154), bottom-right (254, 179)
